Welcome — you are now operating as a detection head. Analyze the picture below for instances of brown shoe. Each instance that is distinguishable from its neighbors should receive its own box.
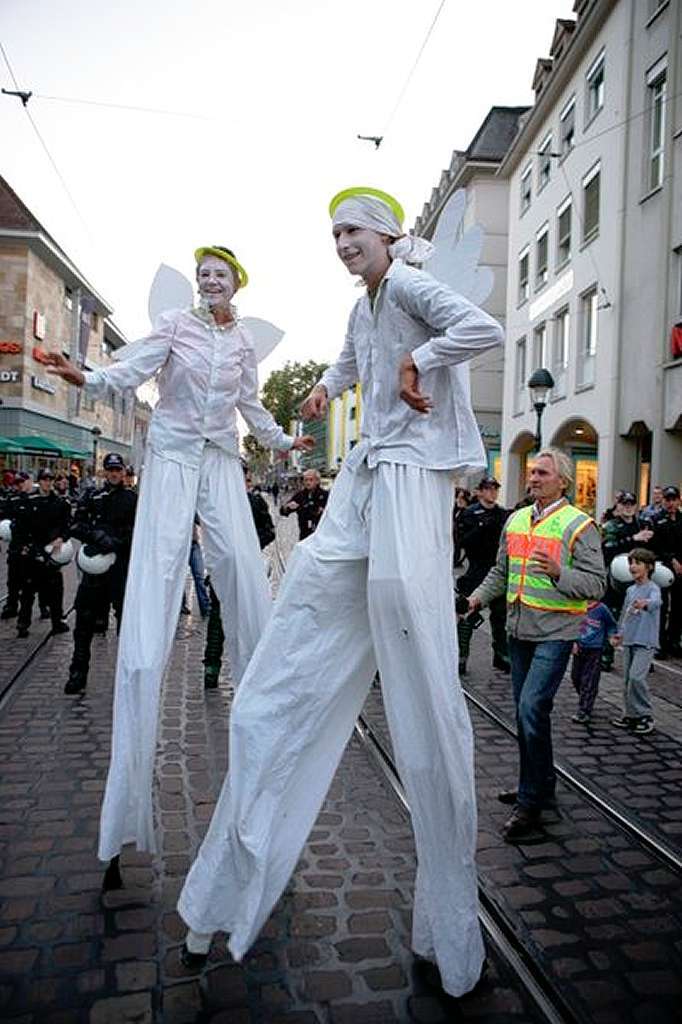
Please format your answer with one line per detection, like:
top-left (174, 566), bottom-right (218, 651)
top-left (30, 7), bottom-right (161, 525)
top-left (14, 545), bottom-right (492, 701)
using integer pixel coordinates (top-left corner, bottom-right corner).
top-left (502, 806), bottom-right (542, 842)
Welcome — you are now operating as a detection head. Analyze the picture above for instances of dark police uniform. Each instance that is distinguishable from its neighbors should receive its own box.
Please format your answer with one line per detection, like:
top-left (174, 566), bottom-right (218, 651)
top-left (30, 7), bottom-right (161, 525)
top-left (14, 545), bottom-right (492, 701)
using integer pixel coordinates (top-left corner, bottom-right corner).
top-left (1, 481), bottom-right (32, 619)
top-left (600, 503), bottom-right (649, 667)
top-left (280, 484), bottom-right (328, 540)
top-left (65, 464), bottom-right (138, 692)
top-left (456, 489), bottom-right (510, 672)
top-left (15, 482), bottom-right (71, 635)
top-left (651, 493), bottom-right (682, 656)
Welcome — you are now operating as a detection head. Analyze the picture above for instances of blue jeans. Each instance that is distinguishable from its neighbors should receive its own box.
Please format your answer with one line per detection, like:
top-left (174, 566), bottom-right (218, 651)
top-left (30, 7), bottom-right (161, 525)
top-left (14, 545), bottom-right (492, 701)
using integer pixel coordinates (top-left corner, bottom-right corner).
top-left (508, 637), bottom-right (573, 810)
top-left (189, 540), bottom-right (211, 616)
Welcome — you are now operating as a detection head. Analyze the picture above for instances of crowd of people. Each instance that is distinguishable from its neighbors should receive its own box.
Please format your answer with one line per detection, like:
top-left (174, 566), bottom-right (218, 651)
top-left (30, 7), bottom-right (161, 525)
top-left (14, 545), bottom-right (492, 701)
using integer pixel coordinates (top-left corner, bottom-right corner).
top-left (0, 186), bottom-right (679, 1001)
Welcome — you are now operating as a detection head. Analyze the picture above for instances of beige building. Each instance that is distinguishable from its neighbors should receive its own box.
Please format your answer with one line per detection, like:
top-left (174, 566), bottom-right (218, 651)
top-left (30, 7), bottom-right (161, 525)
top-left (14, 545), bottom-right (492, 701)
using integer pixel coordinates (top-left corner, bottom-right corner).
top-left (498, 0), bottom-right (682, 515)
top-left (415, 106), bottom-right (529, 482)
top-left (0, 175), bottom-right (151, 475)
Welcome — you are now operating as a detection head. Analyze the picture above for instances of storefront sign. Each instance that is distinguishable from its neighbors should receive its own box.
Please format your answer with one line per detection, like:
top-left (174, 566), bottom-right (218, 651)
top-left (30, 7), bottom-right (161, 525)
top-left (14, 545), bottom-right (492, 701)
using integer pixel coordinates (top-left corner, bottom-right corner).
top-left (31, 374), bottom-right (56, 395)
top-left (0, 369), bottom-right (20, 383)
top-left (33, 311), bottom-right (46, 340)
top-left (0, 341), bottom-right (22, 354)
top-left (32, 346), bottom-right (51, 365)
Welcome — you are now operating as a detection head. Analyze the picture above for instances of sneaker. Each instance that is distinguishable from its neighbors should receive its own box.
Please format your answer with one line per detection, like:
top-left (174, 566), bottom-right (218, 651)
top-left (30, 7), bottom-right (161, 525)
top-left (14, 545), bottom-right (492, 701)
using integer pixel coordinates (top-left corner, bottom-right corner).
top-left (572, 711), bottom-right (591, 725)
top-left (630, 718), bottom-right (654, 735)
top-left (611, 716), bottom-right (635, 729)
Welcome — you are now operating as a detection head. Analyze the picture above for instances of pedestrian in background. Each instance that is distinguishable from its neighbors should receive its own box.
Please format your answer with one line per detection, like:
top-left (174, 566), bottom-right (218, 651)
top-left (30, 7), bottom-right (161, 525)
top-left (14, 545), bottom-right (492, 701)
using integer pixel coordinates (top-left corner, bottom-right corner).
top-left (569, 599), bottom-right (617, 725)
top-left (650, 485), bottom-right (682, 658)
top-left (15, 468), bottom-right (71, 638)
top-left (280, 468), bottom-right (328, 540)
top-left (610, 548), bottom-right (661, 735)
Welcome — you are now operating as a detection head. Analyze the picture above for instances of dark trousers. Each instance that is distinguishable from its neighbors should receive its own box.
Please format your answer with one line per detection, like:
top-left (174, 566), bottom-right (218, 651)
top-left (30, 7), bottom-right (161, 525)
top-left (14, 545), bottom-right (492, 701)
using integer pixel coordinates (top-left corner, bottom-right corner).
top-left (18, 559), bottom-right (64, 630)
top-left (508, 637), bottom-right (573, 810)
top-left (203, 583), bottom-right (224, 672)
top-left (457, 570), bottom-right (508, 663)
top-left (659, 577), bottom-right (682, 653)
top-left (70, 561), bottom-right (127, 675)
top-left (570, 645), bottom-right (602, 715)
top-left (4, 549), bottom-right (23, 612)
top-left (601, 581), bottom-right (626, 667)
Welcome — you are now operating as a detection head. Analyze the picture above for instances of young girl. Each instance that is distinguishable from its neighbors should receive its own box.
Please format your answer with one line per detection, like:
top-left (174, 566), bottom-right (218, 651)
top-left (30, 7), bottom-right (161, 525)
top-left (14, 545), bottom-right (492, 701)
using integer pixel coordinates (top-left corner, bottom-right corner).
top-left (610, 548), bottom-right (661, 735)
top-left (570, 599), bottom-right (618, 724)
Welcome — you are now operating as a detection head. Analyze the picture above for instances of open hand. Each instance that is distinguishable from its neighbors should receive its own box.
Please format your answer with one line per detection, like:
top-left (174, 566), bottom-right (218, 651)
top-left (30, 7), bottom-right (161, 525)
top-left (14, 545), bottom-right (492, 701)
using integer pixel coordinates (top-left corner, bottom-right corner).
top-left (45, 352), bottom-right (85, 387)
top-left (529, 550), bottom-right (561, 580)
top-left (399, 354), bottom-right (432, 414)
top-left (291, 435), bottom-right (315, 452)
top-left (300, 386), bottom-right (328, 421)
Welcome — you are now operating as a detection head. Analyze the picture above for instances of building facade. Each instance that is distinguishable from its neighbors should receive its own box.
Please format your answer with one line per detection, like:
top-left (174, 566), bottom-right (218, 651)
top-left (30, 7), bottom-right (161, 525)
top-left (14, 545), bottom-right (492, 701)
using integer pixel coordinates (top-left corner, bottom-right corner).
top-left (0, 175), bottom-right (151, 475)
top-left (498, 0), bottom-right (681, 515)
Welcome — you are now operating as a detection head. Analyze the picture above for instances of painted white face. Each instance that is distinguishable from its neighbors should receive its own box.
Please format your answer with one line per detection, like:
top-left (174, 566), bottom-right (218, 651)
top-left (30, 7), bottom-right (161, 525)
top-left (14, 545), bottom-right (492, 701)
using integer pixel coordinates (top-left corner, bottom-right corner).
top-left (332, 224), bottom-right (390, 282)
top-left (196, 255), bottom-right (237, 308)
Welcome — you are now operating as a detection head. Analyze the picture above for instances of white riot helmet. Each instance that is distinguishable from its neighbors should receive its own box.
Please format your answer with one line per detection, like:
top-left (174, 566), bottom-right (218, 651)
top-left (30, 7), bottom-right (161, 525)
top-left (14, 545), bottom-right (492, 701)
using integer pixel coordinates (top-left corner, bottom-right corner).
top-left (44, 539), bottom-right (74, 566)
top-left (0, 519), bottom-right (11, 542)
top-left (652, 562), bottom-right (674, 588)
top-left (609, 554), bottom-right (632, 585)
top-left (77, 545), bottom-right (116, 575)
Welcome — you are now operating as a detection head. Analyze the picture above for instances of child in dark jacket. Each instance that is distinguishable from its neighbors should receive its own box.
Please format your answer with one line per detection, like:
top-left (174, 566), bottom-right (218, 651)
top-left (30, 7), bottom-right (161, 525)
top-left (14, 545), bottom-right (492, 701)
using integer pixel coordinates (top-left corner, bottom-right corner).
top-left (570, 599), bottom-right (618, 724)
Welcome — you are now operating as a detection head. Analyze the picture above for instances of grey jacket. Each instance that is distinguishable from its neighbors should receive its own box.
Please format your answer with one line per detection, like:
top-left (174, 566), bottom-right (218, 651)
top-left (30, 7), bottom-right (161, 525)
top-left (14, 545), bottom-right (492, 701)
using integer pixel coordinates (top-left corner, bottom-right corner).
top-left (471, 505), bottom-right (607, 642)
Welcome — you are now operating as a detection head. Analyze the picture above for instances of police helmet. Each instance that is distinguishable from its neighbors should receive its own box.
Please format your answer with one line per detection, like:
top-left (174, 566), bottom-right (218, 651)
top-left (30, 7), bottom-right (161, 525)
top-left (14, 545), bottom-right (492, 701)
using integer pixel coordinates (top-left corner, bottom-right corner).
top-left (0, 519), bottom-right (12, 542)
top-left (44, 539), bottom-right (74, 565)
top-left (77, 546), bottom-right (117, 575)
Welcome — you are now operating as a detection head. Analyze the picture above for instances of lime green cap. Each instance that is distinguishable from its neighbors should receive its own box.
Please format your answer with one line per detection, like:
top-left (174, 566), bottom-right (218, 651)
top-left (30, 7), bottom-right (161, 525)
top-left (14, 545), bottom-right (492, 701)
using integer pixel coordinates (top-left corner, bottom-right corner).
top-left (329, 187), bottom-right (404, 226)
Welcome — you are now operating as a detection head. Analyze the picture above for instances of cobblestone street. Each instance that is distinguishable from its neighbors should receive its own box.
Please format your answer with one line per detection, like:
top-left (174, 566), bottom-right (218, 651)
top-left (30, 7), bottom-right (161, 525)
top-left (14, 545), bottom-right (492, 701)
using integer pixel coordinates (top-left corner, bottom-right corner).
top-left (0, 514), bottom-right (680, 1022)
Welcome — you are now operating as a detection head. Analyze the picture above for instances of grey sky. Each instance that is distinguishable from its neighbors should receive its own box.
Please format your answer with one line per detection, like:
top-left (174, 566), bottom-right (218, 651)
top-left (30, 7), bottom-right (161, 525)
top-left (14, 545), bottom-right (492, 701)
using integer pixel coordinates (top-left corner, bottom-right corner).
top-left (2, 1), bottom-right (572, 380)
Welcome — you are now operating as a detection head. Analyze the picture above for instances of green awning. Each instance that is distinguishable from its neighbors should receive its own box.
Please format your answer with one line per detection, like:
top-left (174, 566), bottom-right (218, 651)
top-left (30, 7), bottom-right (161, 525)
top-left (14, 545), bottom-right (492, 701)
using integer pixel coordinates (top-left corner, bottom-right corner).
top-left (0, 437), bottom-right (26, 454)
top-left (10, 435), bottom-right (63, 454)
top-left (59, 446), bottom-right (90, 460)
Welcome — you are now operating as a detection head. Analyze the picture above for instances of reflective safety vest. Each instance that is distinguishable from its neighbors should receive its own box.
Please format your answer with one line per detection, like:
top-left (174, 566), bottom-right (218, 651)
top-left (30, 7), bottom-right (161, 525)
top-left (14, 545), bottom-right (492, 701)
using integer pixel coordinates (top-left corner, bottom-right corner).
top-left (506, 502), bottom-right (594, 615)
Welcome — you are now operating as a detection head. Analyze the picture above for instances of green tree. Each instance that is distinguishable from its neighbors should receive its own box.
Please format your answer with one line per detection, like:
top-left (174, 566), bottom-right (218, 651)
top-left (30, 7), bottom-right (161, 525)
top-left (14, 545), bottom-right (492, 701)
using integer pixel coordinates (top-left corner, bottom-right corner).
top-left (261, 360), bottom-right (329, 431)
top-left (242, 433), bottom-right (270, 477)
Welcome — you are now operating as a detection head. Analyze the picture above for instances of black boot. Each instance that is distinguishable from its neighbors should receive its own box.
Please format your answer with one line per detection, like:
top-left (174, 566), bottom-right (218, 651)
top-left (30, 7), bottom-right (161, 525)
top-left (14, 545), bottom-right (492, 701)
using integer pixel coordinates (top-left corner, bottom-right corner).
top-left (52, 621), bottom-right (70, 635)
top-left (492, 653), bottom-right (511, 673)
top-left (102, 855), bottom-right (123, 892)
top-left (1, 605), bottom-right (17, 620)
top-left (64, 669), bottom-right (88, 695)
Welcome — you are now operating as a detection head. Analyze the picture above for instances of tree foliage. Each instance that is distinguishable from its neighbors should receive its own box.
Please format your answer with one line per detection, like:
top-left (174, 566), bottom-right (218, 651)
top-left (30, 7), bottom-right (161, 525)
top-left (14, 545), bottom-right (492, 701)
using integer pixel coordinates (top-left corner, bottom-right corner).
top-left (260, 360), bottom-right (329, 431)
top-left (242, 433), bottom-right (270, 476)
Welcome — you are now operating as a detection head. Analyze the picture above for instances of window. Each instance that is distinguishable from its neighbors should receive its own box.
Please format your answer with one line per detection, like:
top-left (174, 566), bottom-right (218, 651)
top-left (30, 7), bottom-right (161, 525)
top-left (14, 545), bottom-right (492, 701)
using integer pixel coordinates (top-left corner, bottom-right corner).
top-left (586, 50), bottom-right (605, 123)
top-left (557, 197), bottom-right (572, 267)
top-left (64, 287), bottom-right (73, 312)
top-left (677, 246), bottom-right (682, 317)
top-left (515, 337), bottom-right (527, 413)
top-left (538, 133), bottom-right (553, 191)
top-left (520, 164), bottom-right (532, 214)
top-left (518, 247), bottom-right (530, 305)
top-left (536, 225), bottom-right (549, 288)
top-left (578, 287), bottom-right (598, 386)
top-left (582, 163), bottom-right (600, 242)
top-left (560, 98), bottom-right (576, 156)
top-left (533, 322), bottom-right (549, 370)
top-left (648, 67), bottom-right (667, 191)
top-left (552, 307), bottom-right (570, 397)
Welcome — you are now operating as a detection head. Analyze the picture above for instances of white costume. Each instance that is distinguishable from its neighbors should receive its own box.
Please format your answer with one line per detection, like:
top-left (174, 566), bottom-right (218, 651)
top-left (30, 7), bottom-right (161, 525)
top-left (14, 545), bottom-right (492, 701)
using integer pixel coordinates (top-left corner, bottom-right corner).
top-left (178, 192), bottom-right (504, 997)
top-left (83, 306), bottom-right (293, 861)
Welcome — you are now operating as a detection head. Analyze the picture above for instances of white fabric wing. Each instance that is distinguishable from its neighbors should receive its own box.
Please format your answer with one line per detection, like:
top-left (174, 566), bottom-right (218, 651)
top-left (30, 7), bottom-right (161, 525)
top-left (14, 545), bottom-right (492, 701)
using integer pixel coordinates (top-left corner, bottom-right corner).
top-left (148, 264), bottom-right (194, 326)
top-left (240, 317), bottom-right (284, 364)
top-left (427, 189), bottom-right (494, 306)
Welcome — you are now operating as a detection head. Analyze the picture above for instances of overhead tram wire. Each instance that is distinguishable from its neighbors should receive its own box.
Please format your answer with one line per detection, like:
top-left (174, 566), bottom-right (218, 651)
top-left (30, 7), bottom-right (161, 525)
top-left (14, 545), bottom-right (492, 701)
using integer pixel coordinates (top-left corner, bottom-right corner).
top-left (34, 93), bottom-right (212, 121)
top-left (0, 42), bottom-right (92, 239)
top-left (379, 0), bottom-right (448, 142)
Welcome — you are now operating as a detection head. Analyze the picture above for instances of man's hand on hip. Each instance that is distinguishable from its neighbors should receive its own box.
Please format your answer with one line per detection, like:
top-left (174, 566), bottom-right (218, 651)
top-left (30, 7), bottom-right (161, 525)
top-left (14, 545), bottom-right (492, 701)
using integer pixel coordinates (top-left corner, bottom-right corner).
top-left (399, 354), bottom-right (432, 414)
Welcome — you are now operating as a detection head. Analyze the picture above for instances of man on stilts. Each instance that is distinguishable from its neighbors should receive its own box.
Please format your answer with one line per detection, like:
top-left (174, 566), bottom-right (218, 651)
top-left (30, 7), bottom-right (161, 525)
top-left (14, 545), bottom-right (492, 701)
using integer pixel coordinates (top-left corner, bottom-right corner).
top-left (46, 245), bottom-right (313, 888)
top-left (177, 188), bottom-right (503, 998)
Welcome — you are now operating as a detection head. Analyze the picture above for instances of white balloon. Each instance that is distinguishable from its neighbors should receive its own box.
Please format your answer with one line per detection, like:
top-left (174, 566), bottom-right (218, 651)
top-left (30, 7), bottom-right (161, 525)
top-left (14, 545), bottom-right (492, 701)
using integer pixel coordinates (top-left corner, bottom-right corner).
top-left (0, 519), bottom-right (11, 542)
top-left (652, 562), bottom-right (674, 588)
top-left (609, 554), bottom-right (632, 584)
top-left (44, 539), bottom-right (74, 565)
top-left (77, 547), bottom-right (116, 575)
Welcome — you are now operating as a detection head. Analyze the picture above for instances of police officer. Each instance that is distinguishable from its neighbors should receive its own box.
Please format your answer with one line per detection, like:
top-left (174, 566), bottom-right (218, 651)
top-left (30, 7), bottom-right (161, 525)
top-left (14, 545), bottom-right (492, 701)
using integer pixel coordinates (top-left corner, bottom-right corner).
top-left (600, 491), bottom-right (653, 669)
top-left (280, 469), bottom-right (328, 540)
top-left (456, 476), bottom-right (511, 674)
top-left (15, 468), bottom-right (71, 638)
top-left (651, 485), bottom-right (682, 658)
top-left (65, 452), bottom-right (138, 694)
top-left (1, 472), bottom-right (34, 620)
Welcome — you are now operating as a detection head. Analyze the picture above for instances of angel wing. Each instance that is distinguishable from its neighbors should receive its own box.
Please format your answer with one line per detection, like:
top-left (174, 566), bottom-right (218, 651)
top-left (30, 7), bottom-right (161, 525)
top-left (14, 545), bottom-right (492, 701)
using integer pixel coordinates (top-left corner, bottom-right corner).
top-left (146, 263), bottom-right (285, 364)
top-left (427, 189), bottom-right (494, 306)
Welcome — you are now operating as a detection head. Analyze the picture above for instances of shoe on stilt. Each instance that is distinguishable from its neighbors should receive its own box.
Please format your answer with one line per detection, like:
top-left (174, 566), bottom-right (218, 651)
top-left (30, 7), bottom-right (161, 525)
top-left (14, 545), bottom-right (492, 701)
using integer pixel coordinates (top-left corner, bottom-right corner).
top-left (64, 670), bottom-right (87, 695)
top-left (102, 855), bottom-right (123, 892)
top-left (179, 943), bottom-right (208, 969)
top-left (204, 667), bottom-right (219, 690)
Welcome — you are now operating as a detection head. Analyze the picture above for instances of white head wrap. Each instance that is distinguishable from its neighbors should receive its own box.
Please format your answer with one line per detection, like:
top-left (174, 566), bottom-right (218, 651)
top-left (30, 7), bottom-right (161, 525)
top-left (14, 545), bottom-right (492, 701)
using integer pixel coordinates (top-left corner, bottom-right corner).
top-left (332, 196), bottom-right (434, 266)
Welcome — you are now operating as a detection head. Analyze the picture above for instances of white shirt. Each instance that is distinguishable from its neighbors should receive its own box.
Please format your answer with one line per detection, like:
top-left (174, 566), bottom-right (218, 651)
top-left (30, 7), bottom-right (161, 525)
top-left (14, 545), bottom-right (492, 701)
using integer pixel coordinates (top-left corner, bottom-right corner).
top-left (319, 261), bottom-right (503, 472)
top-left (84, 309), bottom-right (293, 467)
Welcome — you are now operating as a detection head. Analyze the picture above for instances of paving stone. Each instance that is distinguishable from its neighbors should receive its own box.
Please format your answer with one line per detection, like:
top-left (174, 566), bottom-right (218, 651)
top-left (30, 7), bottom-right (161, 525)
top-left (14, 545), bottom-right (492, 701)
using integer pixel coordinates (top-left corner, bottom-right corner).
top-left (335, 937), bottom-right (391, 962)
top-left (303, 970), bottom-right (352, 1001)
top-left (348, 912), bottom-right (392, 935)
top-left (204, 965), bottom-right (248, 1006)
top-left (115, 961), bottom-right (158, 992)
top-left (89, 992), bottom-right (153, 1023)
top-left (361, 964), bottom-right (407, 990)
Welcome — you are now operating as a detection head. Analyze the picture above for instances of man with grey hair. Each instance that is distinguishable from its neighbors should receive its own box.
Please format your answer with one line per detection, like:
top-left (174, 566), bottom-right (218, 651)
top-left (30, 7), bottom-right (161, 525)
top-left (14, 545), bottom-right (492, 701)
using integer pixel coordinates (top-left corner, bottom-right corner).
top-left (279, 467), bottom-right (328, 540)
top-left (469, 448), bottom-right (606, 840)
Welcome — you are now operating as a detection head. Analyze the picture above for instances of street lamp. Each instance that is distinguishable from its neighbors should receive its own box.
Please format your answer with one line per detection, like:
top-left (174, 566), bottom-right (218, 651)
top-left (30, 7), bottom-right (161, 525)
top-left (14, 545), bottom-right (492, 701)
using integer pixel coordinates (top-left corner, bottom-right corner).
top-left (527, 368), bottom-right (555, 452)
top-left (91, 425), bottom-right (102, 474)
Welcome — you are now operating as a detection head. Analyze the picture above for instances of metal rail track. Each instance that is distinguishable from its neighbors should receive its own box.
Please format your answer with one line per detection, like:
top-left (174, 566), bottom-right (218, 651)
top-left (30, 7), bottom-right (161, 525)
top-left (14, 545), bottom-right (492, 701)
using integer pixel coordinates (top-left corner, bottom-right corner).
top-left (0, 603), bottom-right (75, 711)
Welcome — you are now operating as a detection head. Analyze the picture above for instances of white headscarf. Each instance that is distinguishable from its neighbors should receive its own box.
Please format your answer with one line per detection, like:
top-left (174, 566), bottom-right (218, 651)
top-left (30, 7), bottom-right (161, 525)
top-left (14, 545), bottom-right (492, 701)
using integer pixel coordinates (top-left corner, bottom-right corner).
top-left (332, 196), bottom-right (434, 266)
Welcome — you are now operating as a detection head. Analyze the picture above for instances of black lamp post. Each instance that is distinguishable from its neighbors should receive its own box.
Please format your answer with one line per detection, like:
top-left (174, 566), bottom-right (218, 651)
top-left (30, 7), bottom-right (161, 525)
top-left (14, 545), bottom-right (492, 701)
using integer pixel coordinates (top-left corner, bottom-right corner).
top-left (91, 425), bottom-right (102, 474)
top-left (527, 368), bottom-right (555, 452)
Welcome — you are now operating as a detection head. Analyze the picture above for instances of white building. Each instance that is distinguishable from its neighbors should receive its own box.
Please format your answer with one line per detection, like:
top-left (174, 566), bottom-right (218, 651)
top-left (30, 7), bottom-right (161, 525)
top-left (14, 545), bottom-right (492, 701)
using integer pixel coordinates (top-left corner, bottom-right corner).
top-left (498, 0), bottom-right (681, 516)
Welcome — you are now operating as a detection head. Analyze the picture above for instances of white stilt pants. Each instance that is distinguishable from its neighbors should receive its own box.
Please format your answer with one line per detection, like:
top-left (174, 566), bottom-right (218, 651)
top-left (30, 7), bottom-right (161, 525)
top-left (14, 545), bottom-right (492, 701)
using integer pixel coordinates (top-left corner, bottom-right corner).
top-left (98, 446), bottom-right (271, 861)
top-left (178, 457), bottom-right (485, 997)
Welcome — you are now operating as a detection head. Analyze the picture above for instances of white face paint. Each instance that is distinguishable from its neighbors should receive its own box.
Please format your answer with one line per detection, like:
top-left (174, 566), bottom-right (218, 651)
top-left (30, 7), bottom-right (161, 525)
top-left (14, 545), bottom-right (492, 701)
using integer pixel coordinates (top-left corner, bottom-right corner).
top-left (332, 224), bottom-right (391, 284)
top-left (196, 255), bottom-right (237, 309)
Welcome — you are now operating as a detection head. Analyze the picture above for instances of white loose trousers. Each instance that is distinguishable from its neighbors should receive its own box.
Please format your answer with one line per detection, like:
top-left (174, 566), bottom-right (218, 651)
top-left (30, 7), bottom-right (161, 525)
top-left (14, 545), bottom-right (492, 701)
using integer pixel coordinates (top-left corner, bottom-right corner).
top-left (98, 446), bottom-right (271, 861)
top-left (178, 453), bottom-right (485, 997)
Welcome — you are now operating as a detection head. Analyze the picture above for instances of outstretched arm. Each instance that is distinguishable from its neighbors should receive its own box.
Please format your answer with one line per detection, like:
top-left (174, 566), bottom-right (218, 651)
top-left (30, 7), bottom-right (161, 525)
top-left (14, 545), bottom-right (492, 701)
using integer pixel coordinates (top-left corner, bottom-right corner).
top-left (238, 348), bottom-right (314, 452)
